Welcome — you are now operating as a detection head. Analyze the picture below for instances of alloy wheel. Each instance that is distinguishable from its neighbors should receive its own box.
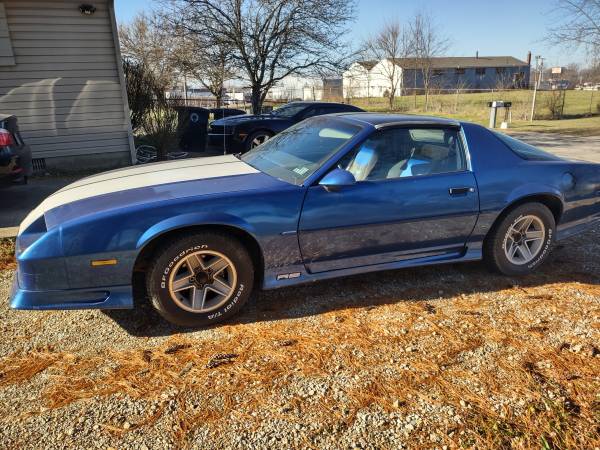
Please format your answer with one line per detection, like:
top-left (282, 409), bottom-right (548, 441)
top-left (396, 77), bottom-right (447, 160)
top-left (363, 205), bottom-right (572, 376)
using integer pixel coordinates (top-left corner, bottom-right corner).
top-left (503, 215), bottom-right (546, 265)
top-left (251, 134), bottom-right (270, 148)
top-left (168, 250), bottom-right (237, 313)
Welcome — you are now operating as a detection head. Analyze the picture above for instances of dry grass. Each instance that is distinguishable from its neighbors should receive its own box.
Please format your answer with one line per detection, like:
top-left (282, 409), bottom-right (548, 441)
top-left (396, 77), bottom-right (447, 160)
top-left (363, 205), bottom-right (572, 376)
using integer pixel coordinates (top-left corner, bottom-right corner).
top-left (1, 236), bottom-right (599, 448)
top-left (350, 90), bottom-right (600, 136)
top-left (0, 238), bottom-right (15, 270)
top-left (1, 280), bottom-right (598, 448)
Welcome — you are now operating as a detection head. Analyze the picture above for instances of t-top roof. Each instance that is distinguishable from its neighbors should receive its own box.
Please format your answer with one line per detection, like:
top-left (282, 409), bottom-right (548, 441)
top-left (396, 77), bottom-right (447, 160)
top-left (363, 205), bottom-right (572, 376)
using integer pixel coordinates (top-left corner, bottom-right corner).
top-left (335, 112), bottom-right (462, 128)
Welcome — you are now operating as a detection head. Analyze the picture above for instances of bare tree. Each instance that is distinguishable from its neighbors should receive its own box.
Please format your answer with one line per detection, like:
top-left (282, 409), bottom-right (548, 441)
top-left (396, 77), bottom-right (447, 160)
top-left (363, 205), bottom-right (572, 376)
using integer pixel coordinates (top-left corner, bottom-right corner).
top-left (494, 70), bottom-right (515, 90)
top-left (364, 21), bottom-right (410, 110)
top-left (547, 0), bottom-right (600, 56)
top-left (453, 76), bottom-right (470, 113)
top-left (564, 62), bottom-right (582, 85)
top-left (163, 0), bottom-right (356, 114)
top-left (581, 61), bottom-right (600, 83)
top-left (170, 34), bottom-right (237, 108)
top-left (119, 13), bottom-right (178, 90)
top-left (544, 89), bottom-right (566, 119)
top-left (408, 12), bottom-right (449, 111)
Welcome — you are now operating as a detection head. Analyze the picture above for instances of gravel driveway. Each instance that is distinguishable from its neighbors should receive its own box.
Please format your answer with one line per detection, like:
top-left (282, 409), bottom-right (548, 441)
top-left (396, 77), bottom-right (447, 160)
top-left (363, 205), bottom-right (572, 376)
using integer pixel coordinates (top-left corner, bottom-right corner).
top-left (511, 132), bottom-right (600, 163)
top-left (1, 224), bottom-right (599, 449)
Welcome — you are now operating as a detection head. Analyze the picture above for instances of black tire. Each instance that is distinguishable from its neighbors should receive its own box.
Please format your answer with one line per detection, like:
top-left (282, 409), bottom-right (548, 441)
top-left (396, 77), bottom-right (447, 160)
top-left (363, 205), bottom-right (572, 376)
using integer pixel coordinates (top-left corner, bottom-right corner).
top-left (244, 130), bottom-right (273, 152)
top-left (484, 203), bottom-right (555, 276)
top-left (146, 232), bottom-right (254, 327)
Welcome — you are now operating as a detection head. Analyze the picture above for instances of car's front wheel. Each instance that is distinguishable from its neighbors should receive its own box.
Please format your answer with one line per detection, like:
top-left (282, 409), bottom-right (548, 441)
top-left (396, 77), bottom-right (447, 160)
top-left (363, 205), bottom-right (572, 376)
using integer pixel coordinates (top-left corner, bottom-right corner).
top-left (245, 130), bottom-right (273, 152)
top-left (484, 203), bottom-right (555, 276)
top-left (146, 232), bottom-right (254, 327)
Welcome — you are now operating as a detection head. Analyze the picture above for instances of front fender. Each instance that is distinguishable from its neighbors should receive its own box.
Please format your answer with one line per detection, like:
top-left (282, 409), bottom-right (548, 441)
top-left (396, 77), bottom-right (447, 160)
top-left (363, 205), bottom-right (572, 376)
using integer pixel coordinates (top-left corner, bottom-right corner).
top-left (136, 212), bottom-right (258, 250)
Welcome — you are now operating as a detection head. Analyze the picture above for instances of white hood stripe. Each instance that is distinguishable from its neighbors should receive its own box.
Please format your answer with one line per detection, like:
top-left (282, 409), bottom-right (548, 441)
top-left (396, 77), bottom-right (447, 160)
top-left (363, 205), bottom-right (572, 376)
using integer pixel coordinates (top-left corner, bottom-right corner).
top-left (57, 154), bottom-right (238, 193)
top-left (19, 155), bottom-right (258, 234)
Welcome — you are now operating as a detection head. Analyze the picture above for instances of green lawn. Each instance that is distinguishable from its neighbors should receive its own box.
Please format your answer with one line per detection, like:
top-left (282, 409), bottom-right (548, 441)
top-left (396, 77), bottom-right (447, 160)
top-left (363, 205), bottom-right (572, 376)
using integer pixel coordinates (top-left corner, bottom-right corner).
top-left (349, 90), bottom-right (600, 136)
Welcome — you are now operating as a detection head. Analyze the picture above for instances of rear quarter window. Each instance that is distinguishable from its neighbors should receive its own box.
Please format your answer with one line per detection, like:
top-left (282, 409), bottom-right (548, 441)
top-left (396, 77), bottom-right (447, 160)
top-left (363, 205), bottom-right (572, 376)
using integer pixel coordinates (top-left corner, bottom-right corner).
top-left (492, 131), bottom-right (561, 161)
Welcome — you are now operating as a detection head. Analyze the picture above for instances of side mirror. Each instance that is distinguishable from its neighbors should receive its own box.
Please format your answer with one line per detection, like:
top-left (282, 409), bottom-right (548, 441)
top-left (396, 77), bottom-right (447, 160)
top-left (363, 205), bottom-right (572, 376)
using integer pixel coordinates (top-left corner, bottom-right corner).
top-left (319, 168), bottom-right (356, 192)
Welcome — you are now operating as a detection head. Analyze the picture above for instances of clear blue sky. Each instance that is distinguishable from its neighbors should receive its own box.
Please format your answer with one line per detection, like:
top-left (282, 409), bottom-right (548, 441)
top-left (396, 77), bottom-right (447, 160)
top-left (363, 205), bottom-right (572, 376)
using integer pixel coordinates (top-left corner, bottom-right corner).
top-left (115, 0), bottom-right (587, 67)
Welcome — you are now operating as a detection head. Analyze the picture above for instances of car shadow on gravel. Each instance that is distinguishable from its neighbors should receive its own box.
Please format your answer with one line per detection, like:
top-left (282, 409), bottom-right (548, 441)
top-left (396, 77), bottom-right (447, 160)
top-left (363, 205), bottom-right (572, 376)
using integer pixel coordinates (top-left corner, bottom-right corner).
top-left (103, 230), bottom-right (600, 337)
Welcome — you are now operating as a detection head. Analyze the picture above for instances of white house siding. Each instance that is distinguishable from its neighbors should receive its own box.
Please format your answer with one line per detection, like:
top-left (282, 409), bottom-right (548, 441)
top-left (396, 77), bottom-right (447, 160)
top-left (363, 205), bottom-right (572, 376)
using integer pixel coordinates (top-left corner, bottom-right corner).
top-left (343, 62), bottom-right (371, 98)
top-left (267, 75), bottom-right (324, 101)
top-left (369, 59), bottom-right (403, 97)
top-left (0, 0), bottom-right (133, 170)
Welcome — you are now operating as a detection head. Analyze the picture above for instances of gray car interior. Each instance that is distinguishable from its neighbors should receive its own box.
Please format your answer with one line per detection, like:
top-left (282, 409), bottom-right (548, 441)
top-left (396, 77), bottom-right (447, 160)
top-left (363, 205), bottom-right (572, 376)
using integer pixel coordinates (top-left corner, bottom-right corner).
top-left (343, 128), bottom-right (464, 181)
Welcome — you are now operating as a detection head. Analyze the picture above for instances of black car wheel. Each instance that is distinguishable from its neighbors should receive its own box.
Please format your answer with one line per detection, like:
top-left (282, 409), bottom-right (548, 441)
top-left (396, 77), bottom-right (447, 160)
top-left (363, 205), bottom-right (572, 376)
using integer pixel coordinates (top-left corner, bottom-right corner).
top-left (245, 130), bottom-right (273, 152)
top-left (146, 232), bottom-right (254, 327)
top-left (484, 203), bottom-right (555, 276)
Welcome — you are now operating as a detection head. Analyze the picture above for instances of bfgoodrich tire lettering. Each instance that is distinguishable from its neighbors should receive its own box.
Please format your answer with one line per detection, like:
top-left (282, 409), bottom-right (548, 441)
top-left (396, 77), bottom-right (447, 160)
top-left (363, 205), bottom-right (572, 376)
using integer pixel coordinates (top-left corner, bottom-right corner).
top-left (147, 232), bottom-right (254, 327)
top-left (484, 203), bottom-right (555, 276)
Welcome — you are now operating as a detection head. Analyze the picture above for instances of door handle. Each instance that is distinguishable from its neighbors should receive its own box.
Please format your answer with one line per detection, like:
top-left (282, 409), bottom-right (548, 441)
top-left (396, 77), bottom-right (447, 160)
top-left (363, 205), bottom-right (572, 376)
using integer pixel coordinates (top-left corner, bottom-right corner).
top-left (449, 187), bottom-right (475, 196)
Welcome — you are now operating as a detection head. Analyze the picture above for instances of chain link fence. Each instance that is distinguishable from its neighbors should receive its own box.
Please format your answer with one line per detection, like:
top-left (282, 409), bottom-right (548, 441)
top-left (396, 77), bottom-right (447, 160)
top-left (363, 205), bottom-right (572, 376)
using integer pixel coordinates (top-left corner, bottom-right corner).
top-left (171, 87), bottom-right (599, 122)
top-left (266, 86), bottom-right (599, 121)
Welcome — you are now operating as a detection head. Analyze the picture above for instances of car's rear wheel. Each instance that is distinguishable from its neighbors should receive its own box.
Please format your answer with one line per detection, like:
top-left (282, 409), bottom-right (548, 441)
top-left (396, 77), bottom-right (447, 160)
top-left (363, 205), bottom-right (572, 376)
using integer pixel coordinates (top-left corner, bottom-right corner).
top-left (484, 203), bottom-right (555, 276)
top-left (245, 130), bottom-right (273, 152)
top-left (146, 232), bottom-right (254, 327)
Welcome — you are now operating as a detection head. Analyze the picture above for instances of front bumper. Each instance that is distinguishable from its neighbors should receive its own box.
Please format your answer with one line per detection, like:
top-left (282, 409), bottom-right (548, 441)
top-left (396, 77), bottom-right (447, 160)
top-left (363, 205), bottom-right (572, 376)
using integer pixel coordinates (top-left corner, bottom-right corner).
top-left (10, 272), bottom-right (133, 310)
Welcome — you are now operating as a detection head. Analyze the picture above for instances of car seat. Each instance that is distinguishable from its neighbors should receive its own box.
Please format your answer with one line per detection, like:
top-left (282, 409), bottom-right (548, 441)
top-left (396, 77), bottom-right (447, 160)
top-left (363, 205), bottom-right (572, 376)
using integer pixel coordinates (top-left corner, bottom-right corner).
top-left (347, 145), bottom-right (379, 181)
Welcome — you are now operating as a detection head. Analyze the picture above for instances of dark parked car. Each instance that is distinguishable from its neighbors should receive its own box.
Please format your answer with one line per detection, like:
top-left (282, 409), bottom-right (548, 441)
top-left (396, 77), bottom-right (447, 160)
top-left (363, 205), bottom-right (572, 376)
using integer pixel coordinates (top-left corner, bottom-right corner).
top-left (207, 101), bottom-right (364, 153)
top-left (0, 114), bottom-right (31, 185)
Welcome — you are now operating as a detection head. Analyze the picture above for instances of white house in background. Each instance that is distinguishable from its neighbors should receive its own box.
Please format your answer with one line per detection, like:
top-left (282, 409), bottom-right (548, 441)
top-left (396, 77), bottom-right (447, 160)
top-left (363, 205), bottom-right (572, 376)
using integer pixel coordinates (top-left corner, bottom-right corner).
top-left (343, 56), bottom-right (531, 98)
top-left (267, 75), bottom-right (324, 101)
top-left (343, 61), bottom-right (376, 98)
top-left (343, 59), bottom-right (403, 99)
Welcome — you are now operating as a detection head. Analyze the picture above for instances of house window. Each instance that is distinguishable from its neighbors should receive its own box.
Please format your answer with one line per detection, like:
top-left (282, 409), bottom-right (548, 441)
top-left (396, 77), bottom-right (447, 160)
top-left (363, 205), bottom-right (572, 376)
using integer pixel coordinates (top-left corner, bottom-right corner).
top-left (0, 3), bottom-right (15, 66)
top-left (476, 68), bottom-right (486, 75)
top-left (433, 69), bottom-right (444, 76)
top-left (455, 68), bottom-right (465, 75)
top-left (496, 67), bottom-right (506, 74)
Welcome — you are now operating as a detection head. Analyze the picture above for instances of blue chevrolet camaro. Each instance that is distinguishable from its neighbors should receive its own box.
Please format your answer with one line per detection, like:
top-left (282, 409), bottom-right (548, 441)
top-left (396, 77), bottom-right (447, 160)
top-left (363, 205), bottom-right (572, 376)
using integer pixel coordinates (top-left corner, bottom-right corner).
top-left (11, 114), bottom-right (600, 326)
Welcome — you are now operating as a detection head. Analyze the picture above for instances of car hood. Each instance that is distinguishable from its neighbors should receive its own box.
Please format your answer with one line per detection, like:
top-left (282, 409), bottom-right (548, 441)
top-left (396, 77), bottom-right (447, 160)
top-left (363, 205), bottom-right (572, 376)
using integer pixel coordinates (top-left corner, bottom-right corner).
top-left (211, 114), bottom-right (289, 127)
top-left (19, 155), bottom-right (279, 234)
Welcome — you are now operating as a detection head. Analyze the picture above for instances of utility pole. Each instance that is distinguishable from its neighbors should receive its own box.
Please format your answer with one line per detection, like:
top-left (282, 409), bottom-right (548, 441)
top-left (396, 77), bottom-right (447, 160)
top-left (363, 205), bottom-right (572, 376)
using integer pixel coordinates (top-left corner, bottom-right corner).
top-left (530, 55), bottom-right (544, 122)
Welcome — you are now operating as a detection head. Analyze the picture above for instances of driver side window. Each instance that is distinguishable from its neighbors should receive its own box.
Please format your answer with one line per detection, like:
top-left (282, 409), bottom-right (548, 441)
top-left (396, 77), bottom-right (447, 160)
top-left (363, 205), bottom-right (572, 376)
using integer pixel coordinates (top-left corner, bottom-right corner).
top-left (338, 127), bottom-right (467, 181)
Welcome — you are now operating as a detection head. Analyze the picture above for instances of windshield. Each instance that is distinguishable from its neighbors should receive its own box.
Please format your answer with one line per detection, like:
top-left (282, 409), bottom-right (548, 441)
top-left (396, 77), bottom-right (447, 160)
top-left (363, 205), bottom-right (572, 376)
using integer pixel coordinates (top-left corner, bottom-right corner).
top-left (242, 117), bottom-right (363, 185)
top-left (492, 131), bottom-right (561, 161)
top-left (270, 103), bottom-right (308, 118)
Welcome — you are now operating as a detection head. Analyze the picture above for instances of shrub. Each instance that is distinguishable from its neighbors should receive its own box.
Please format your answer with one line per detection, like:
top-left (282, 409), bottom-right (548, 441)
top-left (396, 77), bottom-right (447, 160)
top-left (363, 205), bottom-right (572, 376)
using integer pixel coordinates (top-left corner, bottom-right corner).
top-left (123, 59), bottom-right (162, 132)
top-left (544, 89), bottom-right (565, 119)
top-left (141, 101), bottom-right (179, 161)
